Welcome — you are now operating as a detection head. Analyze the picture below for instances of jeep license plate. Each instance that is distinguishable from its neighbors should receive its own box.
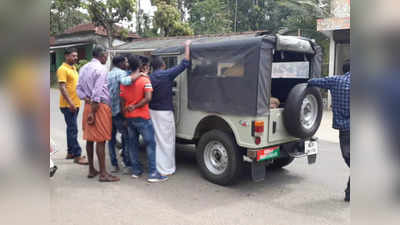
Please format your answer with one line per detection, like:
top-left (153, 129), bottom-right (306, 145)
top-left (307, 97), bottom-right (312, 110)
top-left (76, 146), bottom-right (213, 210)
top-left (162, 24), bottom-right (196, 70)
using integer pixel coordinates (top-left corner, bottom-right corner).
top-left (305, 140), bottom-right (318, 155)
top-left (257, 146), bottom-right (280, 162)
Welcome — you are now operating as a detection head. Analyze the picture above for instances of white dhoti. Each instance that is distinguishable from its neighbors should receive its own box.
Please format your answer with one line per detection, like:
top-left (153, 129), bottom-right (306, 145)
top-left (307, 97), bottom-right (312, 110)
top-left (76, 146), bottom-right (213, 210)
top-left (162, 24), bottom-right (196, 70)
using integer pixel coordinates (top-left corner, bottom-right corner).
top-left (50, 158), bottom-right (54, 168)
top-left (150, 110), bottom-right (176, 175)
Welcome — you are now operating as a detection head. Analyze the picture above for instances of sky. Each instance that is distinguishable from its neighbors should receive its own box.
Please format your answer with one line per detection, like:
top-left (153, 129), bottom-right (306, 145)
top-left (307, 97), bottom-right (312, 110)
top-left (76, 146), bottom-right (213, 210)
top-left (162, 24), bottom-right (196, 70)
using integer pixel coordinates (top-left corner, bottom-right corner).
top-left (118, 0), bottom-right (156, 31)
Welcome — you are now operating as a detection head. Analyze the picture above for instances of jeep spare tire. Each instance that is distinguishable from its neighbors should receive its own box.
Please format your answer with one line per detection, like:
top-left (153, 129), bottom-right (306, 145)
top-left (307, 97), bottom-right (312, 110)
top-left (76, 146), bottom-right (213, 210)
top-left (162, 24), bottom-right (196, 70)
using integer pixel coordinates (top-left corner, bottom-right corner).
top-left (283, 83), bottom-right (323, 139)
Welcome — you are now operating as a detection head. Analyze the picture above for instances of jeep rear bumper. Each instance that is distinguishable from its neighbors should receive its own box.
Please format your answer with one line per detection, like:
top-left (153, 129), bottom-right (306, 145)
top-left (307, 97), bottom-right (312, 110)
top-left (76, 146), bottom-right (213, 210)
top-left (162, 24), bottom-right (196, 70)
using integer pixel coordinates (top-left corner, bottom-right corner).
top-left (245, 138), bottom-right (318, 182)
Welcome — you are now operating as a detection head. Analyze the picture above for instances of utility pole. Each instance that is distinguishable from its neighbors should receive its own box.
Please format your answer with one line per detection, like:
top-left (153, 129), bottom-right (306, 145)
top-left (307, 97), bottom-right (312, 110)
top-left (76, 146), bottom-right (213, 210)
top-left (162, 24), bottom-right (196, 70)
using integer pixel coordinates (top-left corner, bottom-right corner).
top-left (234, 0), bottom-right (238, 32)
top-left (137, 0), bottom-right (141, 34)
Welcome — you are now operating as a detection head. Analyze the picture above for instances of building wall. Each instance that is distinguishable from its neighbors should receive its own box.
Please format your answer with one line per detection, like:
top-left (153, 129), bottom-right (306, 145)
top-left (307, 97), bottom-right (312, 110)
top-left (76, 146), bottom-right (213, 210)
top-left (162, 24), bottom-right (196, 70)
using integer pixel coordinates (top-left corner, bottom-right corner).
top-left (317, 0), bottom-right (350, 31)
top-left (50, 44), bottom-right (94, 86)
top-left (319, 0), bottom-right (351, 108)
top-left (50, 32), bottom-right (128, 86)
top-left (85, 44), bottom-right (93, 62)
top-left (54, 44), bottom-right (93, 71)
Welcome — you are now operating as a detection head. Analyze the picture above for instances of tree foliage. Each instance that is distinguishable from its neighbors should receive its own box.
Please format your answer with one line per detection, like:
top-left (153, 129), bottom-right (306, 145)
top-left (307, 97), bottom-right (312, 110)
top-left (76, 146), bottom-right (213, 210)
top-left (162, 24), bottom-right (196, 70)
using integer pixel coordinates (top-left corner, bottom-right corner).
top-left (152, 1), bottom-right (193, 37)
top-left (85, 0), bottom-right (136, 48)
top-left (53, 0), bottom-right (331, 67)
top-left (50, 0), bottom-right (89, 35)
top-left (189, 0), bottom-right (231, 35)
top-left (139, 13), bottom-right (159, 38)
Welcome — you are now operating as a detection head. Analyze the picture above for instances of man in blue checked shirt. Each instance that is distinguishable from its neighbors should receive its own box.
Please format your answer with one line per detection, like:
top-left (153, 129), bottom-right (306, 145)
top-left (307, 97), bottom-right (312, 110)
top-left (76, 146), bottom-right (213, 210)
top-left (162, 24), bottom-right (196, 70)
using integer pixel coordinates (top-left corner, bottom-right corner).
top-left (308, 60), bottom-right (351, 202)
top-left (107, 55), bottom-right (142, 173)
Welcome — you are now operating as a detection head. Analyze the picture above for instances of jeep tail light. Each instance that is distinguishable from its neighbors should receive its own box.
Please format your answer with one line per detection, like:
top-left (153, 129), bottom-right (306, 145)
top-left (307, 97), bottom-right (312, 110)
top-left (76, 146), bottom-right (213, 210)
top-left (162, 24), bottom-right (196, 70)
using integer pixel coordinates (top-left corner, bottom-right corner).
top-left (255, 136), bottom-right (261, 145)
top-left (252, 121), bottom-right (264, 145)
top-left (253, 121), bottom-right (264, 136)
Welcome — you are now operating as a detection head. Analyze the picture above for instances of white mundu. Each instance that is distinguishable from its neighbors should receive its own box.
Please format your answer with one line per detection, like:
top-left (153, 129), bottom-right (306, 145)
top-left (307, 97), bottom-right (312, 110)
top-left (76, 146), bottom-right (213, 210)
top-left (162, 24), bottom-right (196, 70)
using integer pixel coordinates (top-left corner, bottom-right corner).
top-left (150, 110), bottom-right (176, 175)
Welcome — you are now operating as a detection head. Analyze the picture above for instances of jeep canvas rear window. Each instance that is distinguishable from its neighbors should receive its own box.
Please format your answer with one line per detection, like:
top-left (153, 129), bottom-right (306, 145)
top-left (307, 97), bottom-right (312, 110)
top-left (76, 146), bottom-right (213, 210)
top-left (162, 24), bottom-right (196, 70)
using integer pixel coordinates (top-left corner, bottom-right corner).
top-left (272, 62), bottom-right (310, 79)
top-left (188, 37), bottom-right (274, 116)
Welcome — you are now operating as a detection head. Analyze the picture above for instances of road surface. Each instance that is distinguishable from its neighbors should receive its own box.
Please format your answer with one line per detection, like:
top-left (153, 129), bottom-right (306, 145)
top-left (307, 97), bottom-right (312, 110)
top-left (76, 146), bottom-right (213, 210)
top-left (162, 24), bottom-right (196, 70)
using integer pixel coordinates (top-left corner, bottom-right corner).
top-left (50, 89), bottom-right (349, 225)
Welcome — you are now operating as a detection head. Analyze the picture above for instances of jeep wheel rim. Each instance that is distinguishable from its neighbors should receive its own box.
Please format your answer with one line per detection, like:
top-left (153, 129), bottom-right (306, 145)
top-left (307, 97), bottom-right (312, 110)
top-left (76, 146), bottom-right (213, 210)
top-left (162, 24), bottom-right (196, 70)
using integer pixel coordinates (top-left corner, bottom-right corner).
top-left (204, 141), bottom-right (228, 175)
top-left (300, 94), bottom-right (318, 130)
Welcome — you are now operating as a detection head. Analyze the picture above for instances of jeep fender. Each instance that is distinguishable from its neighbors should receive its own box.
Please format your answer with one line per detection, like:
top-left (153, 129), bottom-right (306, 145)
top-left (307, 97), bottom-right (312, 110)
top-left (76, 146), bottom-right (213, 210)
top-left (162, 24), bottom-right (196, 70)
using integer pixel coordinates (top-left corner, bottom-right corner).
top-left (194, 115), bottom-right (240, 144)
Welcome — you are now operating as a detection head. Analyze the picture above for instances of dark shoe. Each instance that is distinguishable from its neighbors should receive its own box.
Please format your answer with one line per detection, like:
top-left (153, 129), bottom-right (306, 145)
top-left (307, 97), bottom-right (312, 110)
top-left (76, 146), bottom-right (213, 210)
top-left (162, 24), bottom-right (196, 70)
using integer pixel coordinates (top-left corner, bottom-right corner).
top-left (344, 191), bottom-right (350, 202)
top-left (50, 165), bottom-right (58, 178)
top-left (65, 153), bottom-right (74, 159)
top-left (147, 173), bottom-right (168, 183)
top-left (131, 171), bottom-right (143, 179)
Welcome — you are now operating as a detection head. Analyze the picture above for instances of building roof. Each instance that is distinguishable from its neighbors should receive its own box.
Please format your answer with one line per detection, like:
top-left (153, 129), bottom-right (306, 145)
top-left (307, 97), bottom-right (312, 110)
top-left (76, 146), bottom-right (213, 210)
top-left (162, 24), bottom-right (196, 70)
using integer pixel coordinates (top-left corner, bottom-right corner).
top-left (115, 31), bottom-right (266, 52)
top-left (62, 23), bottom-right (140, 39)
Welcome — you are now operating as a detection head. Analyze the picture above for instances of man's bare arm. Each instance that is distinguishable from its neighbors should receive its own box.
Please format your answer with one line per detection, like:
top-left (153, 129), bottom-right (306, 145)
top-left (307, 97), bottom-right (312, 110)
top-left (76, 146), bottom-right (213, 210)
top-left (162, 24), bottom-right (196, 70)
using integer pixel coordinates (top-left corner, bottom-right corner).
top-left (130, 72), bottom-right (145, 82)
top-left (86, 102), bottom-right (99, 126)
top-left (184, 40), bottom-right (191, 61)
top-left (59, 82), bottom-right (76, 111)
top-left (91, 102), bottom-right (99, 113)
top-left (120, 98), bottom-right (126, 113)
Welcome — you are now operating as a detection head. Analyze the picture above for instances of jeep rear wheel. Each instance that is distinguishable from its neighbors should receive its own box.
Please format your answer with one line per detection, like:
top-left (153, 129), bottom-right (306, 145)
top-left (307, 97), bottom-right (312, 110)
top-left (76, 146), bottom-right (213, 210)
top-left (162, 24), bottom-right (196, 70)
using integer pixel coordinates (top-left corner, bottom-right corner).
top-left (283, 83), bottom-right (323, 139)
top-left (196, 130), bottom-right (243, 186)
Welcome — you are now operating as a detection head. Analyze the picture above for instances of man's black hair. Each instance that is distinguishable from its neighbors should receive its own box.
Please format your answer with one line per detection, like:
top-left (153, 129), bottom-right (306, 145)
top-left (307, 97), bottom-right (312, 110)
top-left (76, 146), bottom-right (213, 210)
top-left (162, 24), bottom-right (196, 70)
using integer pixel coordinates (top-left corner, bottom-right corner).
top-left (127, 54), bottom-right (142, 72)
top-left (112, 55), bottom-right (126, 67)
top-left (64, 47), bottom-right (78, 55)
top-left (139, 56), bottom-right (149, 65)
top-left (93, 46), bottom-right (106, 58)
top-left (343, 59), bottom-right (350, 74)
top-left (151, 56), bottom-right (165, 71)
top-left (121, 53), bottom-right (131, 59)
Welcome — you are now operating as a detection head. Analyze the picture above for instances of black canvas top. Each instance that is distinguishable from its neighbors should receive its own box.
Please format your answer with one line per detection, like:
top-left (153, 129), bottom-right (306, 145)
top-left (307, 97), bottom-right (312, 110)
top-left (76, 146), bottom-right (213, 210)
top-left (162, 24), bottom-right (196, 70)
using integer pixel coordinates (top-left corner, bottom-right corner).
top-left (152, 35), bottom-right (322, 116)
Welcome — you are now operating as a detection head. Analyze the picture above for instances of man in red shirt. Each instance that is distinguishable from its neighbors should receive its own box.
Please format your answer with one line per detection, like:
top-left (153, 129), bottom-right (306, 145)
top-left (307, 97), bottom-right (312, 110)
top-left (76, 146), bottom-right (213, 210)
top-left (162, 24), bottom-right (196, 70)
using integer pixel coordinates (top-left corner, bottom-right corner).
top-left (120, 55), bottom-right (168, 183)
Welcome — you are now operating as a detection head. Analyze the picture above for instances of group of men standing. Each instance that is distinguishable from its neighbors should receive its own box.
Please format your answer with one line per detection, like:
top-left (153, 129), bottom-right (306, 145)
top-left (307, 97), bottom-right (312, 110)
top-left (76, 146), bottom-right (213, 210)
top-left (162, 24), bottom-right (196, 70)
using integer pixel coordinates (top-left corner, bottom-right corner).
top-left (57, 40), bottom-right (192, 183)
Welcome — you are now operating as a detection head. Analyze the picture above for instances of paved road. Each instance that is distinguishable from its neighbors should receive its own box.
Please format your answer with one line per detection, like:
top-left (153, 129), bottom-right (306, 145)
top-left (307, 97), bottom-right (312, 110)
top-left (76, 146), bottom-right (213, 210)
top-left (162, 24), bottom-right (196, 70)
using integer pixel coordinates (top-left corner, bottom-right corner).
top-left (50, 89), bottom-right (349, 225)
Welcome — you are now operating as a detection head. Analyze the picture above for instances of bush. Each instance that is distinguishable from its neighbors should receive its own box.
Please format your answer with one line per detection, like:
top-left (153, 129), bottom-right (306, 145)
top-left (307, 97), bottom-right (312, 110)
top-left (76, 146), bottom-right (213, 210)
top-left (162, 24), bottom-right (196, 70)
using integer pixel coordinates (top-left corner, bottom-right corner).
top-left (50, 71), bottom-right (58, 88)
top-left (75, 59), bottom-right (89, 71)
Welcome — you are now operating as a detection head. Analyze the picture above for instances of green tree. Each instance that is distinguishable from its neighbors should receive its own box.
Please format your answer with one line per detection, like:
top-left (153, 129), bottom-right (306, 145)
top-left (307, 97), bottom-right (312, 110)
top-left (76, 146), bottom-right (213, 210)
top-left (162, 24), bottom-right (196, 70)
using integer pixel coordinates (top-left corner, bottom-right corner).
top-left (50, 0), bottom-right (89, 35)
top-left (140, 13), bottom-right (159, 37)
top-left (189, 0), bottom-right (232, 35)
top-left (277, 0), bottom-right (329, 36)
top-left (151, 0), bottom-right (178, 6)
top-left (277, 0), bottom-right (330, 72)
top-left (152, 1), bottom-right (193, 36)
top-left (85, 0), bottom-right (137, 49)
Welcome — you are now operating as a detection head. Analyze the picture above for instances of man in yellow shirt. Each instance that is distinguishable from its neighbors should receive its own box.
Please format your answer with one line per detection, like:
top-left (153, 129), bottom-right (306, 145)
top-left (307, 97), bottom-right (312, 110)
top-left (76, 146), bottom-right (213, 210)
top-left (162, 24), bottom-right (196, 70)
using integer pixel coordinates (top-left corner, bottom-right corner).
top-left (57, 48), bottom-right (88, 165)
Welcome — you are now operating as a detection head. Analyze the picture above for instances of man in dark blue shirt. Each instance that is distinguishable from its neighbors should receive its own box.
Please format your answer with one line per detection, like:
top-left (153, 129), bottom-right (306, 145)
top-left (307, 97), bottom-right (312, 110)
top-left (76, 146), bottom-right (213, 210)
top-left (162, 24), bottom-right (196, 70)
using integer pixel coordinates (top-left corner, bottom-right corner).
top-left (308, 60), bottom-right (351, 202)
top-left (149, 40), bottom-right (191, 176)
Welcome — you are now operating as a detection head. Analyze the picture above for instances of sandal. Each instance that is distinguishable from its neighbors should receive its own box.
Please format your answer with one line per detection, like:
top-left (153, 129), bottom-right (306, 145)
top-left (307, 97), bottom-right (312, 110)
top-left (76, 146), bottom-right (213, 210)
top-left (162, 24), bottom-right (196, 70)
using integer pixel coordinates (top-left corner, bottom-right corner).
top-left (99, 174), bottom-right (120, 182)
top-left (74, 156), bottom-right (89, 165)
top-left (87, 170), bottom-right (99, 179)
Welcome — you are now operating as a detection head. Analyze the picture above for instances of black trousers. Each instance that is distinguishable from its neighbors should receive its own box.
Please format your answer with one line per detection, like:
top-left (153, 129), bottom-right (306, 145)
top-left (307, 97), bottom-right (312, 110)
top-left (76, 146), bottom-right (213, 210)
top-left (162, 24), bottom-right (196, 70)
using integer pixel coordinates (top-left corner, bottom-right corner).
top-left (339, 130), bottom-right (350, 193)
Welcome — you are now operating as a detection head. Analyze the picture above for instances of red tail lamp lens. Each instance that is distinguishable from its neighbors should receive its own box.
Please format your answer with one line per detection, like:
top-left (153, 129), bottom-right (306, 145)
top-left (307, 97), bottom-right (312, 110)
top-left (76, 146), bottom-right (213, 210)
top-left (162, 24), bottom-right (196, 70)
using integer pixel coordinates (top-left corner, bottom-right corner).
top-left (254, 121), bottom-right (264, 133)
top-left (255, 137), bottom-right (261, 145)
